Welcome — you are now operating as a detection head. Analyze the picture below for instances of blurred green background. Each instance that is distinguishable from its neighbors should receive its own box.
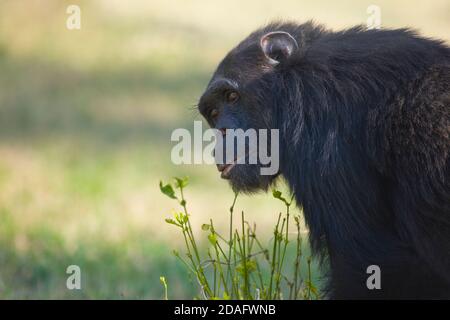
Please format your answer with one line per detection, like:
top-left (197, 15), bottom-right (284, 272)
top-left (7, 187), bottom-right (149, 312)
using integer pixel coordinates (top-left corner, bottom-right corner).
top-left (0, 0), bottom-right (448, 299)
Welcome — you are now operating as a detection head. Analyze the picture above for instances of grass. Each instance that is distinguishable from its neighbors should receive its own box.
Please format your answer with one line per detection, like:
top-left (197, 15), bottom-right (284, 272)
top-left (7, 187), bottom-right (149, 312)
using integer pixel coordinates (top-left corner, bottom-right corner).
top-left (0, 0), bottom-right (448, 299)
top-left (160, 177), bottom-right (321, 300)
top-left (0, 204), bottom-right (187, 299)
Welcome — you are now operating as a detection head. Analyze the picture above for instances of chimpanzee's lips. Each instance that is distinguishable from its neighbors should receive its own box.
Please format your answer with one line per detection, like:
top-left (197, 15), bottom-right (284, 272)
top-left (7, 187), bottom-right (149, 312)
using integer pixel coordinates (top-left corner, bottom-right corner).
top-left (217, 153), bottom-right (252, 179)
top-left (217, 162), bottom-right (236, 179)
top-left (217, 152), bottom-right (256, 179)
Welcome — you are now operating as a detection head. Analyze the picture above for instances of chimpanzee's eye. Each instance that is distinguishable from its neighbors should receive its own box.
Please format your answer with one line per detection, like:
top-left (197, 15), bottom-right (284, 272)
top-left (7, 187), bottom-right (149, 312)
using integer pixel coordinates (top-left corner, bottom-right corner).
top-left (225, 90), bottom-right (239, 103)
top-left (209, 108), bottom-right (219, 119)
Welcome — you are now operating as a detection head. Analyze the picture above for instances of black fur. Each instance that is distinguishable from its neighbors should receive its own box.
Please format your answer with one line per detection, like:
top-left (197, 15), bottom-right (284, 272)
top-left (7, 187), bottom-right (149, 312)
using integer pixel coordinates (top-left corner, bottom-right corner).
top-left (198, 21), bottom-right (450, 299)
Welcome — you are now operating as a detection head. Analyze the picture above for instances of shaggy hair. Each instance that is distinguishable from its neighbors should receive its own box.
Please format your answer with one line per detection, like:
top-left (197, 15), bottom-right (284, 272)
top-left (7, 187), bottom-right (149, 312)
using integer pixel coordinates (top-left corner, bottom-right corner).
top-left (201, 21), bottom-right (450, 299)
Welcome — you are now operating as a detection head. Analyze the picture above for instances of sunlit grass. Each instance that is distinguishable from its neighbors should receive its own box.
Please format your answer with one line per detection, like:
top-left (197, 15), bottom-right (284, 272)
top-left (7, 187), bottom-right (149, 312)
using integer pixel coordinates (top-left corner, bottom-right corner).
top-left (160, 177), bottom-right (321, 300)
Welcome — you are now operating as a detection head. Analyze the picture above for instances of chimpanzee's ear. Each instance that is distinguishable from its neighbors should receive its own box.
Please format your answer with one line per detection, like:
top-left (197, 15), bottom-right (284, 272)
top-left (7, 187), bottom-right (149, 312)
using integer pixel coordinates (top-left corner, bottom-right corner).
top-left (260, 31), bottom-right (299, 65)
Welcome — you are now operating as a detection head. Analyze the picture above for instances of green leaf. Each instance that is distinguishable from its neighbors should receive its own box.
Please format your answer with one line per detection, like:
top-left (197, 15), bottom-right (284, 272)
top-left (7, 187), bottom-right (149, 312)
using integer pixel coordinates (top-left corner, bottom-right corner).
top-left (236, 260), bottom-right (257, 275)
top-left (175, 212), bottom-right (188, 225)
top-left (174, 177), bottom-right (189, 189)
top-left (159, 181), bottom-right (177, 199)
top-left (272, 189), bottom-right (287, 203)
top-left (165, 218), bottom-right (181, 227)
top-left (208, 233), bottom-right (218, 245)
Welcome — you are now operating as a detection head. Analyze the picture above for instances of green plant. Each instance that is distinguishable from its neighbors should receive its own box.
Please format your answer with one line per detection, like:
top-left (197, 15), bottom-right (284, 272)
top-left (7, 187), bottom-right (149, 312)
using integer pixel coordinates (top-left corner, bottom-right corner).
top-left (159, 276), bottom-right (168, 300)
top-left (160, 177), bottom-right (320, 300)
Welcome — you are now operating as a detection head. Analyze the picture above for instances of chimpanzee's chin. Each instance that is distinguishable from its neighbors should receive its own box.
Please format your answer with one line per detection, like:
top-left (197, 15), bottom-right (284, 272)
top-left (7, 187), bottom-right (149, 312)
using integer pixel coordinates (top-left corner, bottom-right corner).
top-left (227, 164), bottom-right (272, 194)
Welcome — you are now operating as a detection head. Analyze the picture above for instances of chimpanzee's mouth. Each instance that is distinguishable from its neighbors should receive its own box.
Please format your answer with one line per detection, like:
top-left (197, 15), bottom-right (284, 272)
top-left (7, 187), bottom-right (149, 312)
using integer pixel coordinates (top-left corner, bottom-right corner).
top-left (216, 150), bottom-right (262, 179)
top-left (218, 162), bottom-right (236, 179)
top-left (217, 153), bottom-right (249, 179)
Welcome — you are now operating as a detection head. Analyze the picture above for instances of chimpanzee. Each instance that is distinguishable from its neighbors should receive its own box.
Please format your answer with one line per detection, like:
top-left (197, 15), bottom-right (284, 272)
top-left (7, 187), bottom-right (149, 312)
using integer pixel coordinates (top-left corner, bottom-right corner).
top-left (198, 21), bottom-right (450, 299)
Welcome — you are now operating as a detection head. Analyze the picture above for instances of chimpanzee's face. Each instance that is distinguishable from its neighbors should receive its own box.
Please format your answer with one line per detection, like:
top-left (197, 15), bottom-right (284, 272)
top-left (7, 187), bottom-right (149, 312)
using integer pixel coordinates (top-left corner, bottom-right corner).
top-left (198, 30), bottom-right (298, 193)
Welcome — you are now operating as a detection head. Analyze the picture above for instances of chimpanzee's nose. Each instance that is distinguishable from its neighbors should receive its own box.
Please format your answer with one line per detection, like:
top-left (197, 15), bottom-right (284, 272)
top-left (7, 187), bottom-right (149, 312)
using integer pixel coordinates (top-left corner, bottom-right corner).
top-left (214, 128), bottom-right (228, 172)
